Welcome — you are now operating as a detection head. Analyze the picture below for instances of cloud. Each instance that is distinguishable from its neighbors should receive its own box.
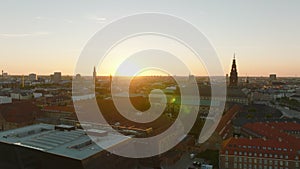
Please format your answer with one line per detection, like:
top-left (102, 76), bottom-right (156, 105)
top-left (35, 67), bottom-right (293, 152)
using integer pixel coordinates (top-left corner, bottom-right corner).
top-left (87, 15), bottom-right (107, 23)
top-left (0, 31), bottom-right (50, 38)
top-left (35, 16), bottom-right (74, 24)
top-left (34, 16), bottom-right (52, 21)
top-left (35, 16), bottom-right (44, 20)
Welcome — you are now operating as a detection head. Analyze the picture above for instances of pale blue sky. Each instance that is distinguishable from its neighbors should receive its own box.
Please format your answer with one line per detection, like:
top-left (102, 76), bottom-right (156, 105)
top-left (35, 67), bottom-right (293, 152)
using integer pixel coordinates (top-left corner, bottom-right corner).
top-left (0, 0), bottom-right (299, 76)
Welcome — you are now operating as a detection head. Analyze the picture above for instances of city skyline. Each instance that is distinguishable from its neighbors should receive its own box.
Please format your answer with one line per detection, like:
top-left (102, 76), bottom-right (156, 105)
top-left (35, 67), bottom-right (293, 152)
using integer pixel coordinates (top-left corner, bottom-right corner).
top-left (1, 1), bottom-right (300, 77)
top-left (0, 1), bottom-right (300, 169)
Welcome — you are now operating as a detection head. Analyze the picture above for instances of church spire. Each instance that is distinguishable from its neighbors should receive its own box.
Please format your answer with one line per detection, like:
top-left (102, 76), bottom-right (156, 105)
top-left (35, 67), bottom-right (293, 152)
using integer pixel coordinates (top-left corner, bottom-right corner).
top-left (229, 53), bottom-right (238, 87)
top-left (93, 66), bottom-right (97, 82)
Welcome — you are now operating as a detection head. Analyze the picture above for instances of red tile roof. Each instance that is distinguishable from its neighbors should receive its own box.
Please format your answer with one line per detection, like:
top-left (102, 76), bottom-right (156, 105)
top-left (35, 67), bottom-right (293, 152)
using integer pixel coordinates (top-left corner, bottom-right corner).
top-left (221, 137), bottom-right (299, 160)
top-left (242, 122), bottom-right (300, 146)
top-left (221, 121), bottom-right (300, 161)
top-left (268, 121), bottom-right (300, 131)
top-left (216, 104), bottom-right (241, 137)
top-left (42, 106), bottom-right (75, 113)
top-left (0, 101), bottom-right (41, 123)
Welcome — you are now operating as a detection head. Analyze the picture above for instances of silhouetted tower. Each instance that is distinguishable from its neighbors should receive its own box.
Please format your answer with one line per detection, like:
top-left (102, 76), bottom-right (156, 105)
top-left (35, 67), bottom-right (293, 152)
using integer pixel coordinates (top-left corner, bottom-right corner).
top-left (22, 75), bottom-right (25, 88)
top-left (106, 74), bottom-right (112, 93)
top-left (109, 74), bottom-right (112, 85)
top-left (93, 66), bottom-right (97, 82)
top-left (109, 74), bottom-right (112, 89)
top-left (229, 54), bottom-right (238, 87)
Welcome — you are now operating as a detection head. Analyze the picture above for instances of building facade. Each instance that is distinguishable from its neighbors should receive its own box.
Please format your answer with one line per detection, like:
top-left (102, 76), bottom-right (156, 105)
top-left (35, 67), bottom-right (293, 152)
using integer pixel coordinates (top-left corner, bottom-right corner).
top-left (221, 121), bottom-right (300, 169)
top-left (220, 137), bottom-right (300, 169)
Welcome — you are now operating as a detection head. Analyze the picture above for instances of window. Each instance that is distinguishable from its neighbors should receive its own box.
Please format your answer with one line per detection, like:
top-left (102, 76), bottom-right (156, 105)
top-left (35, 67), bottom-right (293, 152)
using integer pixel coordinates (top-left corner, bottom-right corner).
top-left (234, 162), bottom-right (237, 169)
top-left (280, 160), bottom-right (283, 166)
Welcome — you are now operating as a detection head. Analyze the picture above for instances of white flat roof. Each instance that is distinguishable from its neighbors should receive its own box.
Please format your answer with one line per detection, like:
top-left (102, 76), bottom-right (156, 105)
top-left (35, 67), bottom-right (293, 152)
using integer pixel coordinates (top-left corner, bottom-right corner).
top-left (0, 124), bottom-right (131, 160)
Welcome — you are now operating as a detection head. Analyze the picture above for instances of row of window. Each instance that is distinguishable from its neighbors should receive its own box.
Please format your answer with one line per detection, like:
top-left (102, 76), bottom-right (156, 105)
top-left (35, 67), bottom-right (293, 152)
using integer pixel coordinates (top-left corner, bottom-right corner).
top-left (227, 150), bottom-right (297, 160)
top-left (225, 162), bottom-right (292, 169)
top-left (228, 144), bottom-right (292, 152)
top-left (224, 157), bottom-right (299, 169)
top-left (229, 157), bottom-right (289, 166)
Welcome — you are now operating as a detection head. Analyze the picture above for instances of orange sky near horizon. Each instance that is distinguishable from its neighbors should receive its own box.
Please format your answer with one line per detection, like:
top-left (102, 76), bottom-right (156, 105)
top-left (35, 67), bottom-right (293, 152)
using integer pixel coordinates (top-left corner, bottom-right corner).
top-left (0, 1), bottom-right (299, 77)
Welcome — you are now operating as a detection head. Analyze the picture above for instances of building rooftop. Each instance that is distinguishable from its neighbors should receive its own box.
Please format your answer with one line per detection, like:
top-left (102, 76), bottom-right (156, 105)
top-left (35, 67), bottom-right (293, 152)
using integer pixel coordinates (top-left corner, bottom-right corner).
top-left (221, 137), bottom-right (300, 160)
top-left (0, 101), bottom-right (40, 123)
top-left (0, 124), bottom-right (131, 160)
top-left (242, 122), bottom-right (300, 146)
top-left (42, 106), bottom-right (75, 113)
top-left (216, 105), bottom-right (241, 138)
top-left (268, 121), bottom-right (300, 131)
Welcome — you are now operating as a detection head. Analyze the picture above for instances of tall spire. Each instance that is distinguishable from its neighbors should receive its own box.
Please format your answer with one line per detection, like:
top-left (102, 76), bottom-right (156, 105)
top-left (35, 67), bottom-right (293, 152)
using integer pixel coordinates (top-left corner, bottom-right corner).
top-left (93, 66), bottom-right (97, 82)
top-left (229, 53), bottom-right (238, 87)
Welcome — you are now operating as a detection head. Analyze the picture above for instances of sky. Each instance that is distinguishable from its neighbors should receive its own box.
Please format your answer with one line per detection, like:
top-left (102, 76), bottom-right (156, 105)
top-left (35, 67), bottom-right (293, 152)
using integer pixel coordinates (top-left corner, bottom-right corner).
top-left (0, 0), bottom-right (299, 77)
